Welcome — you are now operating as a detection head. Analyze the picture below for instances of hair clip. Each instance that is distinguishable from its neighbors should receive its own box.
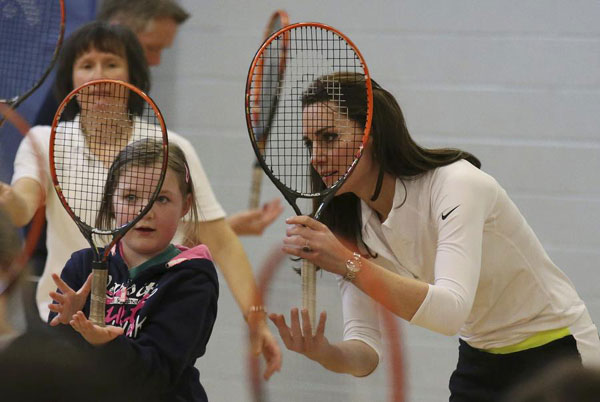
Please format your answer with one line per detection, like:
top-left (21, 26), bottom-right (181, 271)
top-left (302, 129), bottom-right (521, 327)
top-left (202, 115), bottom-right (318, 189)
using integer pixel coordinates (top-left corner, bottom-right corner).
top-left (184, 163), bottom-right (190, 184)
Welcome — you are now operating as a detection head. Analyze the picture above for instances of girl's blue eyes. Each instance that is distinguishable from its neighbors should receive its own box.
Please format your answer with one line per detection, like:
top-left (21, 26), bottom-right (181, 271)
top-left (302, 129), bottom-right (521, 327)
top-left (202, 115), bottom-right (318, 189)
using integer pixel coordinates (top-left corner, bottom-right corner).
top-left (122, 194), bottom-right (170, 204)
top-left (123, 195), bottom-right (170, 203)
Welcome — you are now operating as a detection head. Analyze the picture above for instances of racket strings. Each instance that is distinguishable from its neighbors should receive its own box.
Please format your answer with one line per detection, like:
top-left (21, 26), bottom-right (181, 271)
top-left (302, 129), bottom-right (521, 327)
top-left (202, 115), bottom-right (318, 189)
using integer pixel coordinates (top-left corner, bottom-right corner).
top-left (0, 0), bottom-right (63, 102)
top-left (249, 25), bottom-right (367, 197)
top-left (53, 81), bottom-right (165, 233)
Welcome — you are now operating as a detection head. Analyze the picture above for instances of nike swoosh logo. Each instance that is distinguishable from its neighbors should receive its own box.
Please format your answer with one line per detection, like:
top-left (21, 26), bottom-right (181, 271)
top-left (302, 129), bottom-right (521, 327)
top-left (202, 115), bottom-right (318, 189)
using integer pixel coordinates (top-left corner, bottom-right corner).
top-left (441, 205), bottom-right (459, 220)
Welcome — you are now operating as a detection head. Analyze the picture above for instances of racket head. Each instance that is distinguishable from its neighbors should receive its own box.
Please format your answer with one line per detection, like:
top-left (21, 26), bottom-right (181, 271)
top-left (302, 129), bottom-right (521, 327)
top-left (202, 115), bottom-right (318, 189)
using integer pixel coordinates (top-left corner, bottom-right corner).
top-left (247, 10), bottom-right (290, 209)
top-left (0, 104), bottom-right (45, 295)
top-left (245, 22), bottom-right (373, 215)
top-left (49, 79), bottom-right (169, 259)
top-left (0, 0), bottom-right (65, 109)
top-left (250, 9), bottom-right (290, 148)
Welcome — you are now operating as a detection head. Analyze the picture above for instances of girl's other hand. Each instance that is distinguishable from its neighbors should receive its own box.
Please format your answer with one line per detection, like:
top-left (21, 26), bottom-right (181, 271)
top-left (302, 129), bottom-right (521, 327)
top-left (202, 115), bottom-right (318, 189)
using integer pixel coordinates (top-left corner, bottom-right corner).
top-left (70, 311), bottom-right (124, 346)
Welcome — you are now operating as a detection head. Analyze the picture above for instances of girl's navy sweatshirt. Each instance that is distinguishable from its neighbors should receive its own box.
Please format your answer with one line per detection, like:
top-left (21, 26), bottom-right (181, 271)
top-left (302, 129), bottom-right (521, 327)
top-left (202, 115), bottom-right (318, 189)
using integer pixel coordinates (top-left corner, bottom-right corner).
top-left (49, 244), bottom-right (219, 401)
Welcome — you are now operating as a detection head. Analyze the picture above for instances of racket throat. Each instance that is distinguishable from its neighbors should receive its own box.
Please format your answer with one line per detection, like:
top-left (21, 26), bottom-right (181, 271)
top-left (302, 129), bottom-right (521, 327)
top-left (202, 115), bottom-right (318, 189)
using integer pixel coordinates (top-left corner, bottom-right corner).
top-left (313, 190), bottom-right (337, 220)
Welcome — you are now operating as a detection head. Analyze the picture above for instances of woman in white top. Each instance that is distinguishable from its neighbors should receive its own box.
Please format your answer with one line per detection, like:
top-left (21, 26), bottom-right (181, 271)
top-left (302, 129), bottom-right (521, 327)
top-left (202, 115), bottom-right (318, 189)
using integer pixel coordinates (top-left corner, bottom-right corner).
top-left (269, 73), bottom-right (600, 401)
top-left (0, 21), bottom-right (280, 379)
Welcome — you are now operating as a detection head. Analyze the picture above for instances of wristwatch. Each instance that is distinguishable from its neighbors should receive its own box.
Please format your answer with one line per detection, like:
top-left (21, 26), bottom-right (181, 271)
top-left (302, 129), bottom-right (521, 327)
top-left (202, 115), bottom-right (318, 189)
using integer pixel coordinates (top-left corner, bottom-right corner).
top-left (344, 252), bottom-right (362, 282)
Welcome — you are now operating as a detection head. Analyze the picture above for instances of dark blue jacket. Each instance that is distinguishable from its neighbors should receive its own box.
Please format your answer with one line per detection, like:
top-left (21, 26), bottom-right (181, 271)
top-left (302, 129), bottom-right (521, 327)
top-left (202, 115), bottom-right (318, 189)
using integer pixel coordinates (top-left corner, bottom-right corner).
top-left (49, 244), bottom-right (219, 402)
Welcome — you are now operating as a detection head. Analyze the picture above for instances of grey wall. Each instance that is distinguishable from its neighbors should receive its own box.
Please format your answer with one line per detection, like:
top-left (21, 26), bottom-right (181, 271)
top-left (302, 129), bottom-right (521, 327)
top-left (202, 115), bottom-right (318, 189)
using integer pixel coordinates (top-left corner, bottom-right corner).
top-left (150, 1), bottom-right (600, 401)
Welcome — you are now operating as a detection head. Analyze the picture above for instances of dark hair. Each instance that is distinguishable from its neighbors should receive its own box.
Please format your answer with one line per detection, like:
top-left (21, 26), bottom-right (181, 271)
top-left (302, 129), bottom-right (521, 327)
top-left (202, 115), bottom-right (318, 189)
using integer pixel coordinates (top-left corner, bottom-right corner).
top-left (54, 21), bottom-right (150, 120)
top-left (303, 73), bottom-right (481, 245)
top-left (96, 139), bottom-right (199, 240)
top-left (98, 0), bottom-right (190, 32)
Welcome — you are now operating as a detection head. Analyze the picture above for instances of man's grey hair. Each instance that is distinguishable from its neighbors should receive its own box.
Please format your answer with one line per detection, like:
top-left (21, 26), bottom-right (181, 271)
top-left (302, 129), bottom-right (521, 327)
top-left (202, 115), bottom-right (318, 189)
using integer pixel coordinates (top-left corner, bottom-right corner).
top-left (97, 0), bottom-right (190, 32)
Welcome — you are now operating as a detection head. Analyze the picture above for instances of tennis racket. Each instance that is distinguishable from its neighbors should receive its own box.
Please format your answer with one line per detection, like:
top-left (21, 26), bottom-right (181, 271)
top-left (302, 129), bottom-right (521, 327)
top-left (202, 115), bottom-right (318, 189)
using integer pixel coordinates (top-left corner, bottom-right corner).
top-left (50, 79), bottom-right (168, 326)
top-left (0, 104), bottom-right (45, 296)
top-left (0, 0), bottom-right (65, 120)
top-left (245, 23), bottom-right (373, 327)
top-left (248, 9), bottom-right (290, 209)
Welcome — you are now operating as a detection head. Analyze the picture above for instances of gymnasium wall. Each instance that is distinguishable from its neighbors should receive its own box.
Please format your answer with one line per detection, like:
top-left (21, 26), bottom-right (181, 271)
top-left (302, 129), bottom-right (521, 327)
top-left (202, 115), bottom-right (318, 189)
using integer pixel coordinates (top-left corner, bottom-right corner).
top-left (151, 1), bottom-right (600, 400)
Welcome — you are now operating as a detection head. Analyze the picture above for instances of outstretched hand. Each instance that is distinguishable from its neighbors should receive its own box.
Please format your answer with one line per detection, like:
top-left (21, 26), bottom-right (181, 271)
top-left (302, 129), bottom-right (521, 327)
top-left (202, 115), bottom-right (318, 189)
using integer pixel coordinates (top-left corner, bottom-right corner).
top-left (248, 313), bottom-right (282, 380)
top-left (70, 311), bottom-right (124, 346)
top-left (269, 308), bottom-right (331, 363)
top-left (227, 198), bottom-right (284, 236)
top-left (48, 273), bottom-right (92, 326)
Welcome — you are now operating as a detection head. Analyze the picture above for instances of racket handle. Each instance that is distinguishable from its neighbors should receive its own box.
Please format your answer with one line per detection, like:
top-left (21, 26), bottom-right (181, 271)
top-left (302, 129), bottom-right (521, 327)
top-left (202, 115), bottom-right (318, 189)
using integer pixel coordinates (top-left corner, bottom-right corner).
top-left (301, 259), bottom-right (316, 332)
top-left (89, 268), bottom-right (108, 327)
top-left (248, 164), bottom-right (263, 209)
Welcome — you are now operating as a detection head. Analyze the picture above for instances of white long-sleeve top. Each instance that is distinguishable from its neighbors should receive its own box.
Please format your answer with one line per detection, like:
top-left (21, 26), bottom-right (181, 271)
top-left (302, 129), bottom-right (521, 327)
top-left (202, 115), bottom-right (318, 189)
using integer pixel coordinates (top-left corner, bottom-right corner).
top-left (340, 160), bottom-right (588, 356)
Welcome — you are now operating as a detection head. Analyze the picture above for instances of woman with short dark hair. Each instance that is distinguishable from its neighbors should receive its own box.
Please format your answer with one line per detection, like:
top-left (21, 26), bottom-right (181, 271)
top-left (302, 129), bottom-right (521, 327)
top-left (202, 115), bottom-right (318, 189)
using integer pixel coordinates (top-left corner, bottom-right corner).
top-left (53, 21), bottom-right (150, 120)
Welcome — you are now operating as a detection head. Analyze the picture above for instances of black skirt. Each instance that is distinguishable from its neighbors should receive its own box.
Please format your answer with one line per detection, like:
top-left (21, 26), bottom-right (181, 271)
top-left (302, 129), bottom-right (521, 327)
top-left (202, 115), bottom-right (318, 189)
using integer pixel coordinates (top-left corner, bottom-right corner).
top-left (448, 335), bottom-right (581, 402)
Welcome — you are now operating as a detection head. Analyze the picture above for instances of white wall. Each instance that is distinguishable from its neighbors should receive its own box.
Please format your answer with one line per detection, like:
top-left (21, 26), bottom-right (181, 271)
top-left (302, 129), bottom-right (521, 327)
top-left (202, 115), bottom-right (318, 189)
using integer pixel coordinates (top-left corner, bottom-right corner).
top-left (151, 1), bottom-right (600, 401)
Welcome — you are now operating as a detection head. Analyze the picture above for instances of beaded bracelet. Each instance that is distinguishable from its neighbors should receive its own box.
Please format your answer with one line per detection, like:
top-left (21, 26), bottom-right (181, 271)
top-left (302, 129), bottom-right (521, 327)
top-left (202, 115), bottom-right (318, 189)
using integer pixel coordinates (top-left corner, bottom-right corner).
top-left (245, 305), bottom-right (267, 321)
top-left (248, 305), bottom-right (266, 314)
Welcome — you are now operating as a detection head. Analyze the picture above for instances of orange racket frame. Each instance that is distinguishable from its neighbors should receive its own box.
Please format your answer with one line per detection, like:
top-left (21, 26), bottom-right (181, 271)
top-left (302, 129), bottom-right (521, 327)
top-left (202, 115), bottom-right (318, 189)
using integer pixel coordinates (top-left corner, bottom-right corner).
top-left (49, 79), bottom-right (168, 326)
top-left (245, 22), bottom-right (373, 328)
top-left (248, 9), bottom-right (290, 209)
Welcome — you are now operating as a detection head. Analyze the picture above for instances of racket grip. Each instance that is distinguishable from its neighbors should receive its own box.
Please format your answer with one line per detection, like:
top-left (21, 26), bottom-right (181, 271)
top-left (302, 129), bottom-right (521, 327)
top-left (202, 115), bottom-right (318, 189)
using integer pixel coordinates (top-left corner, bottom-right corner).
top-left (301, 259), bottom-right (316, 333)
top-left (248, 164), bottom-right (263, 209)
top-left (89, 268), bottom-right (108, 327)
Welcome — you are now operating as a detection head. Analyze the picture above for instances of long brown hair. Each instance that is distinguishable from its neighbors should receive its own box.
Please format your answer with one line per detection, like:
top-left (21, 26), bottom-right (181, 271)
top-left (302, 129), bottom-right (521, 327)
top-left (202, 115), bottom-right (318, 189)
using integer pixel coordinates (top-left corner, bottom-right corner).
top-left (302, 73), bottom-right (481, 246)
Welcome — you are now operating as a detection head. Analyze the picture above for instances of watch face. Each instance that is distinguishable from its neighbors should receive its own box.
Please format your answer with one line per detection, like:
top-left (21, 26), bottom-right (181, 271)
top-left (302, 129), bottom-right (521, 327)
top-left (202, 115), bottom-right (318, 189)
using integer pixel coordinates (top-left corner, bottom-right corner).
top-left (344, 253), bottom-right (361, 281)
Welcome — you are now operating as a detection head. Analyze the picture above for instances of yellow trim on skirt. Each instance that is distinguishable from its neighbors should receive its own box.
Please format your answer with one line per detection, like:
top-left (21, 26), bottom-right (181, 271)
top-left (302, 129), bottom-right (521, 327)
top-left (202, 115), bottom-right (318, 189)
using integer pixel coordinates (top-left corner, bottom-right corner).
top-left (485, 327), bottom-right (571, 354)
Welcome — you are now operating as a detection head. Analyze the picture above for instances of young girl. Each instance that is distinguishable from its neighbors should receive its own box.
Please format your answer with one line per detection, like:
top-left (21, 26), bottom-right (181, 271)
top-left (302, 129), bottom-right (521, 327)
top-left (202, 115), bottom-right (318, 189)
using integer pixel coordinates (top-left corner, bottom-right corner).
top-left (48, 140), bottom-right (218, 402)
top-left (270, 73), bottom-right (600, 401)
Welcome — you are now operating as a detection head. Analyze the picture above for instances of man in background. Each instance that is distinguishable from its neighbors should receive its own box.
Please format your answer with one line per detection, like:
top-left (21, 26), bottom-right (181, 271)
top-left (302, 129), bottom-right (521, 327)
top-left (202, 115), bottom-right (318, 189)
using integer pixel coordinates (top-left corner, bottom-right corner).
top-left (98, 0), bottom-right (186, 67)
